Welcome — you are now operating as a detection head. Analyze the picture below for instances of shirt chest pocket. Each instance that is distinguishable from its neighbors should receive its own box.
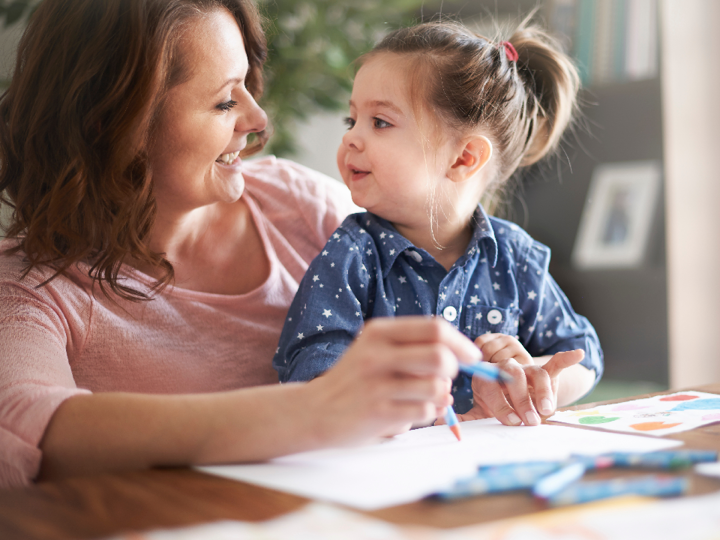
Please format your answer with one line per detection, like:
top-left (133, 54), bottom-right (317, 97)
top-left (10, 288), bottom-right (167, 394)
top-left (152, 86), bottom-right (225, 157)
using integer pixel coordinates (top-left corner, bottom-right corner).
top-left (464, 305), bottom-right (521, 339)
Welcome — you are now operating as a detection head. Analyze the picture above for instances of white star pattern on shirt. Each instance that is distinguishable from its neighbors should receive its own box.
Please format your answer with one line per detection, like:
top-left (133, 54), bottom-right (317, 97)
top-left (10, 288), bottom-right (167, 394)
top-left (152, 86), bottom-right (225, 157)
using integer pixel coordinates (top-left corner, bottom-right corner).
top-left (379, 232), bottom-right (386, 239)
top-left (439, 292), bottom-right (447, 301)
top-left (322, 250), bottom-right (328, 256)
top-left (312, 275), bottom-right (319, 282)
top-left (476, 313), bottom-right (482, 319)
top-left (546, 330), bottom-right (553, 338)
top-left (297, 333), bottom-right (304, 339)
top-left (493, 282), bottom-right (500, 290)
top-left (470, 295), bottom-right (479, 305)
top-left (399, 276), bottom-right (407, 284)
top-left (366, 249), bottom-right (372, 255)
top-left (528, 291), bottom-right (537, 300)
top-left (316, 325), bottom-right (323, 331)
top-left (389, 249), bottom-right (396, 255)
top-left (333, 233), bottom-right (340, 239)
top-left (322, 309), bottom-right (332, 318)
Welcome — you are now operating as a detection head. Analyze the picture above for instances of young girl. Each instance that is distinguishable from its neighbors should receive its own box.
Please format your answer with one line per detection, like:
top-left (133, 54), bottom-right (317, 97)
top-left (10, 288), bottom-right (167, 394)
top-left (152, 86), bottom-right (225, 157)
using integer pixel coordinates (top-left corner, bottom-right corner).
top-left (273, 20), bottom-right (603, 425)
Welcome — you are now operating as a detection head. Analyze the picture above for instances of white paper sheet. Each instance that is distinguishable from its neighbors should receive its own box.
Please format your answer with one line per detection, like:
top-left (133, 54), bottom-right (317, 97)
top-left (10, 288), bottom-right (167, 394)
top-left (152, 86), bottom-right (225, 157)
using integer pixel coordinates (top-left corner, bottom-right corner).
top-left (198, 419), bottom-right (681, 510)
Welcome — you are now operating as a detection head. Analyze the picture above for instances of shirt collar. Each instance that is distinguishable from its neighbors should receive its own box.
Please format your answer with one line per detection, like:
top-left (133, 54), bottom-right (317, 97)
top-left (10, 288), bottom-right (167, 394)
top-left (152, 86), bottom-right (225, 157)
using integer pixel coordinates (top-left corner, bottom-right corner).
top-left (364, 205), bottom-right (499, 278)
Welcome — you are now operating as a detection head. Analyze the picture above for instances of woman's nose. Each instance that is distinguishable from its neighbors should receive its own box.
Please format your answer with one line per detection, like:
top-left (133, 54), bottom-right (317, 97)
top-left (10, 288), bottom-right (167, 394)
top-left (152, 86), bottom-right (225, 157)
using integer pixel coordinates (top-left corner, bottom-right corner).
top-left (237, 94), bottom-right (268, 134)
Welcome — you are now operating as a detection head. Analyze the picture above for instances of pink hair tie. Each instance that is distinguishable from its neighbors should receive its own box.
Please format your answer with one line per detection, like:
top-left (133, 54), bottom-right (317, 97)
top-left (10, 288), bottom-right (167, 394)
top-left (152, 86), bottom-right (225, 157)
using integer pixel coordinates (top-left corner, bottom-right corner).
top-left (502, 41), bottom-right (519, 62)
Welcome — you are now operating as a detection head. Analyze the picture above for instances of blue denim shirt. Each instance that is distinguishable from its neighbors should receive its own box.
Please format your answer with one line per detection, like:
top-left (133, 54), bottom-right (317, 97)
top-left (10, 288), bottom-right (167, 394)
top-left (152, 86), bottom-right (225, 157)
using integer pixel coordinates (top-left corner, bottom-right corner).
top-left (273, 207), bottom-right (603, 413)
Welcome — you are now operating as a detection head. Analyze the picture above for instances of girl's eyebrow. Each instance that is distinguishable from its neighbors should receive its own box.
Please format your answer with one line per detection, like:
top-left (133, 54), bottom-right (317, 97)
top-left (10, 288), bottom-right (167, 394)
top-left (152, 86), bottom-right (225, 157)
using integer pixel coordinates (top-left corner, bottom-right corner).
top-left (349, 99), bottom-right (404, 116)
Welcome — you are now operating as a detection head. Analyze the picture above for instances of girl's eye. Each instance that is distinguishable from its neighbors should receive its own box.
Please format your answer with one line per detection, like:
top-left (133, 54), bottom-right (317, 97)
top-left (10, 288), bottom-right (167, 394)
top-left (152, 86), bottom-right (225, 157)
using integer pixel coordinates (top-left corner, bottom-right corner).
top-left (373, 117), bottom-right (392, 129)
top-left (217, 100), bottom-right (238, 112)
top-left (343, 117), bottom-right (356, 130)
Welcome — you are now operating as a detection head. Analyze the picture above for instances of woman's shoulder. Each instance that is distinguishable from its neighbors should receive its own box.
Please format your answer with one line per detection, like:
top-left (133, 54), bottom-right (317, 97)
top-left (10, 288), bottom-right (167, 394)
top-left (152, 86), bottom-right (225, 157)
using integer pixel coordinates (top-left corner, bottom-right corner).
top-left (242, 156), bottom-right (359, 245)
top-left (0, 239), bottom-right (90, 302)
top-left (242, 156), bottom-right (355, 210)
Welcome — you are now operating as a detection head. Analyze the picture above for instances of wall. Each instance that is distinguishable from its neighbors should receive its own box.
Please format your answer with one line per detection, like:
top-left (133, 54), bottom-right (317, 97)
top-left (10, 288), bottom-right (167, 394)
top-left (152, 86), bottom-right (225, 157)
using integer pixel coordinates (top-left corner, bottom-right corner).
top-left (661, 0), bottom-right (720, 388)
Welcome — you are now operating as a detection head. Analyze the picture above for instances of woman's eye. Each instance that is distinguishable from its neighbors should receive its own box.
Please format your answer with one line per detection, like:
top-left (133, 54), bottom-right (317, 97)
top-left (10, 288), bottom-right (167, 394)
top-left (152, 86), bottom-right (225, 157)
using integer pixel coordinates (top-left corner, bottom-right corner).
top-left (373, 117), bottom-right (391, 129)
top-left (343, 117), bottom-right (356, 130)
top-left (217, 100), bottom-right (238, 112)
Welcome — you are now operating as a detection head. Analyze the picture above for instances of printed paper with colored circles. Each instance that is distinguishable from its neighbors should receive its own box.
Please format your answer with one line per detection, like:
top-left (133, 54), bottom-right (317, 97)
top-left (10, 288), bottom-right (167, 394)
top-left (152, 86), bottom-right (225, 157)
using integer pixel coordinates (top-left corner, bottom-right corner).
top-left (549, 391), bottom-right (720, 436)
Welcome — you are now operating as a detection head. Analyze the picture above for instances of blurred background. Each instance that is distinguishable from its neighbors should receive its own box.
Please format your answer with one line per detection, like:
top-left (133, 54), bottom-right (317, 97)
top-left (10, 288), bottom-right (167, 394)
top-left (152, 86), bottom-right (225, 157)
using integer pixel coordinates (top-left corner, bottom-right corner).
top-left (1, 0), bottom-right (718, 404)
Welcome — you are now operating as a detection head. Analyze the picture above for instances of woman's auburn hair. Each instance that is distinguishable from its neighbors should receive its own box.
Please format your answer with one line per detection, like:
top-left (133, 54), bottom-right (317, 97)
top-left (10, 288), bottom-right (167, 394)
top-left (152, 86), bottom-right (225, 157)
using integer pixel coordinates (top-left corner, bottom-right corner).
top-left (0, 0), bottom-right (268, 300)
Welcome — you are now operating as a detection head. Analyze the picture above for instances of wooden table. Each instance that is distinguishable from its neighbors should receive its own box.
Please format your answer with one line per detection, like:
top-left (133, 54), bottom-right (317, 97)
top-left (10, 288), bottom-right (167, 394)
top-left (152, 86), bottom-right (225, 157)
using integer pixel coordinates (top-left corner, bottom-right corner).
top-left (2, 384), bottom-right (720, 540)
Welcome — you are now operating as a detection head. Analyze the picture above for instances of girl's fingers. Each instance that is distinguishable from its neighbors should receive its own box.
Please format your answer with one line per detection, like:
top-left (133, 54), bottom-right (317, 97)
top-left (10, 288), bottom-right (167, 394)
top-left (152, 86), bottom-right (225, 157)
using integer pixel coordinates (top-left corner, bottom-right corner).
top-left (474, 334), bottom-right (533, 365)
top-left (496, 361), bottom-right (542, 426)
top-left (524, 366), bottom-right (556, 416)
top-left (543, 349), bottom-right (585, 378)
top-left (471, 376), bottom-right (524, 426)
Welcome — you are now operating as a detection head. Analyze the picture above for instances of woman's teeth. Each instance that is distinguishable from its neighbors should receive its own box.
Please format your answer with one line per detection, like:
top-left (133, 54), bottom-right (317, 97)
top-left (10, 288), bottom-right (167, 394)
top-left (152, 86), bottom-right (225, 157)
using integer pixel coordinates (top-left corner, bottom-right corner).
top-left (217, 151), bottom-right (240, 164)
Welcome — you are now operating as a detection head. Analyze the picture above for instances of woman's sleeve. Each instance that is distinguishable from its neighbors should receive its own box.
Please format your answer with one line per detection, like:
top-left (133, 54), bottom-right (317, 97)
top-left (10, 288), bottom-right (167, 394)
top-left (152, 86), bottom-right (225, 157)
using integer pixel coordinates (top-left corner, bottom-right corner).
top-left (0, 281), bottom-right (90, 487)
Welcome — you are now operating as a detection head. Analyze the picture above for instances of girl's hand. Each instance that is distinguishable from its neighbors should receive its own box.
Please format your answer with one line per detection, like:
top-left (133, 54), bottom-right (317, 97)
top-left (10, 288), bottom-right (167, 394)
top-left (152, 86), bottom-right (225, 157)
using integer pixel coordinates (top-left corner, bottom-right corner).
top-left (307, 316), bottom-right (481, 445)
top-left (457, 349), bottom-right (585, 426)
top-left (474, 333), bottom-right (533, 365)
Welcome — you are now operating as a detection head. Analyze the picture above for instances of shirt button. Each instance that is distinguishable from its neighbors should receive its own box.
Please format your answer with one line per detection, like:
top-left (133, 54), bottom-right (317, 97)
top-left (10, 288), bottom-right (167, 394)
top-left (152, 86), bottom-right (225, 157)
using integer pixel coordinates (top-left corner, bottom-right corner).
top-left (407, 250), bottom-right (423, 263)
top-left (442, 306), bottom-right (458, 322)
top-left (487, 309), bottom-right (503, 325)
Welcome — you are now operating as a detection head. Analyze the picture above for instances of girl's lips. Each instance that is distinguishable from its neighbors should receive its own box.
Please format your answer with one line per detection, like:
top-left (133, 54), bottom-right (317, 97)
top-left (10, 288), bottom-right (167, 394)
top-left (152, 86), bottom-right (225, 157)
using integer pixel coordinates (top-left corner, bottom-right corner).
top-left (348, 165), bottom-right (369, 181)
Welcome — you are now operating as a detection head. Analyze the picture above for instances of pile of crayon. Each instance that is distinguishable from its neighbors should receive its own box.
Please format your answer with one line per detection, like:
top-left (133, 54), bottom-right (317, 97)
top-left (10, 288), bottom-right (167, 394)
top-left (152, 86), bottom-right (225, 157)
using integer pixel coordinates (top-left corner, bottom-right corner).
top-left (434, 450), bottom-right (718, 506)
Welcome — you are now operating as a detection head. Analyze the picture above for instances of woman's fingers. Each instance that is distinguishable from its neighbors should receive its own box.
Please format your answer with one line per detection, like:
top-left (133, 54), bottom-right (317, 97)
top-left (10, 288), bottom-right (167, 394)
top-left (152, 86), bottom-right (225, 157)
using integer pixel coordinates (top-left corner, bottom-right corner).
top-left (320, 316), bottom-right (479, 442)
top-left (364, 317), bottom-right (482, 366)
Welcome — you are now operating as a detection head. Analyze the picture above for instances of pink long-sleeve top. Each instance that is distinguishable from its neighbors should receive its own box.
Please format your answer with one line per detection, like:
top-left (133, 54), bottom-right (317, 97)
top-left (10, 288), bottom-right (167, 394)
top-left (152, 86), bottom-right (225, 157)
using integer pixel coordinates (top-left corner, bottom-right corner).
top-left (0, 157), bottom-right (356, 488)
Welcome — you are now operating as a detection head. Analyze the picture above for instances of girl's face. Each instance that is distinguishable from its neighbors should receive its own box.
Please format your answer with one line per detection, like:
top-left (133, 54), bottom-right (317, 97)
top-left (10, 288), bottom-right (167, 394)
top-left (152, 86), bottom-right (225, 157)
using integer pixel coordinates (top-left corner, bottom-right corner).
top-left (336, 54), bottom-right (457, 228)
top-left (148, 9), bottom-right (267, 214)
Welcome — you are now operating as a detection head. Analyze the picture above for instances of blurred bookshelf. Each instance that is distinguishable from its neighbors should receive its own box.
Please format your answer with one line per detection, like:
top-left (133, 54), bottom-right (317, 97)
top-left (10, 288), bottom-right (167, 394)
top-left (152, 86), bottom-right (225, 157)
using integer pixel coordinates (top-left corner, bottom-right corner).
top-left (549, 0), bottom-right (658, 88)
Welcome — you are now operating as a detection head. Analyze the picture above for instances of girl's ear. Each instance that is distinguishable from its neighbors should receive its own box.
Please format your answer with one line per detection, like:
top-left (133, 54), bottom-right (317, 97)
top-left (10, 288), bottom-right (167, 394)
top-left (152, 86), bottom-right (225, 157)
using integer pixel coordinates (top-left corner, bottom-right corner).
top-left (448, 135), bottom-right (493, 182)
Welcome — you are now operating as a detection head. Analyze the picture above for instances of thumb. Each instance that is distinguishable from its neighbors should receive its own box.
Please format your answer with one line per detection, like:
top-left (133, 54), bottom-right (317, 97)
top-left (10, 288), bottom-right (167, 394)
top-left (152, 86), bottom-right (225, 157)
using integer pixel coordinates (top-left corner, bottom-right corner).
top-left (543, 349), bottom-right (585, 378)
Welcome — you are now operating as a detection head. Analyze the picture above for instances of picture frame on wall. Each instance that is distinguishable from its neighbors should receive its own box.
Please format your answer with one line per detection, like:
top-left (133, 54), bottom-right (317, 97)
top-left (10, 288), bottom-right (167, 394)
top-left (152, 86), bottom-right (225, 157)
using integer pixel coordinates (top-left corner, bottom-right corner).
top-left (572, 161), bottom-right (661, 270)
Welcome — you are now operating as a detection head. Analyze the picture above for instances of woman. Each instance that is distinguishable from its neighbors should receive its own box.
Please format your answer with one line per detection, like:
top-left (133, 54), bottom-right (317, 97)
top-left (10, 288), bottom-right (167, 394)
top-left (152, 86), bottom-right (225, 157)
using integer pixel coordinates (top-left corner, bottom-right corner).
top-left (0, 0), bottom-right (574, 488)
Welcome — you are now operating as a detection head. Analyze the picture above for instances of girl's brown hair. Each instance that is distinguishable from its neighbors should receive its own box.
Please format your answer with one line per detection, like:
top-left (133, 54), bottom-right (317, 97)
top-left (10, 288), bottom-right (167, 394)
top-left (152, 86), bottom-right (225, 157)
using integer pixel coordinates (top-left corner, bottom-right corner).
top-left (362, 17), bottom-right (580, 202)
top-left (0, 0), bottom-right (268, 300)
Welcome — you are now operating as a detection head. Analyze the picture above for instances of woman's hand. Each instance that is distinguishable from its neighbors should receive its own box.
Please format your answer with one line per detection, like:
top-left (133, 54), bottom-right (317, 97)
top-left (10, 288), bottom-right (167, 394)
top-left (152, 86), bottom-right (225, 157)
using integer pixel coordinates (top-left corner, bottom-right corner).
top-left (305, 316), bottom-right (481, 446)
top-left (457, 347), bottom-right (585, 426)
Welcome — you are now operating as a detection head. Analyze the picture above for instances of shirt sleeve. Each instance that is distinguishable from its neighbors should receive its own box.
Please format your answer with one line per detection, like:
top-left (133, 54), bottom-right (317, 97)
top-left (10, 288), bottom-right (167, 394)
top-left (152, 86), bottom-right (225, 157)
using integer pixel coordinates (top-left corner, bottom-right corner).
top-left (516, 241), bottom-right (604, 393)
top-left (0, 280), bottom-right (91, 488)
top-left (273, 224), bottom-right (371, 383)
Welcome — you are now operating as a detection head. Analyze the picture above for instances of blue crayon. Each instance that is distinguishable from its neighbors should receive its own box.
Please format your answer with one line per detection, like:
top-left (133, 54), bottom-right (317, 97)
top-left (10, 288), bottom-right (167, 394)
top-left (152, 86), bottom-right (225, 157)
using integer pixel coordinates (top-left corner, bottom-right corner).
top-left (532, 461), bottom-right (587, 499)
top-left (547, 475), bottom-right (689, 507)
top-left (604, 450), bottom-right (718, 469)
top-left (444, 406), bottom-right (462, 441)
top-left (459, 361), bottom-right (513, 382)
top-left (435, 462), bottom-right (562, 500)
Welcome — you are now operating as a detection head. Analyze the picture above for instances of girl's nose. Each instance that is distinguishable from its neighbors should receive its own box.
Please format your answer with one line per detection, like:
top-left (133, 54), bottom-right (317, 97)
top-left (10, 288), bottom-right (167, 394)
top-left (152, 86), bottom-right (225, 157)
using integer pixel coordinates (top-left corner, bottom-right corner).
top-left (342, 127), bottom-right (363, 151)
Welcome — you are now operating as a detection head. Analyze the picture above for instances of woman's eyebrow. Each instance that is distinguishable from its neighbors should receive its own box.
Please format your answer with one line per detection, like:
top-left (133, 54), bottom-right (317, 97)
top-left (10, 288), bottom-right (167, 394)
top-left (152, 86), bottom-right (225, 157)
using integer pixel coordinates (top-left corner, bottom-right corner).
top-left (214, 76), bottom-right (244, 95)
top-left (349, 99), bottom-right (404, 116)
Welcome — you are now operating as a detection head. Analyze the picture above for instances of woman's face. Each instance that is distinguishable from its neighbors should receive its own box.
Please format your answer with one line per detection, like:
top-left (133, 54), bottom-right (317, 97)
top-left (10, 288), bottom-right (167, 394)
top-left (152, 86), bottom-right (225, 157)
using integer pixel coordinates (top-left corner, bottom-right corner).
top-left (148, 8), bottom-right (267, 213)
